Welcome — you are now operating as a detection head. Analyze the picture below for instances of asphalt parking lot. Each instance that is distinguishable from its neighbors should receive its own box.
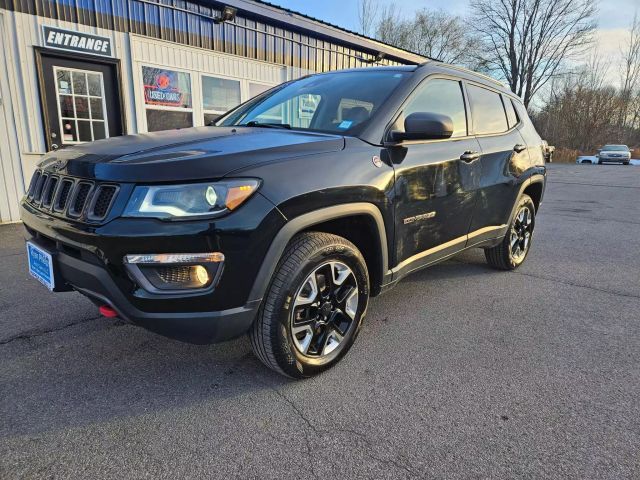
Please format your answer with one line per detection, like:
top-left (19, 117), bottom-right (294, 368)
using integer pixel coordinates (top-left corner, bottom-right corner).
top-left (1, 163), bottom-right (639, 479)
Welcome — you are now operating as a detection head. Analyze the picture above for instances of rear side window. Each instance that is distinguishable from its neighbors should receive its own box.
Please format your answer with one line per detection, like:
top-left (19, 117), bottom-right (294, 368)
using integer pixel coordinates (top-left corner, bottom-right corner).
top-left (504, 97), bottom-right (519, 128)
top-left (467, 84), bottom-right (508, 135)
top-left (403, 79), bottom-right (468, 137)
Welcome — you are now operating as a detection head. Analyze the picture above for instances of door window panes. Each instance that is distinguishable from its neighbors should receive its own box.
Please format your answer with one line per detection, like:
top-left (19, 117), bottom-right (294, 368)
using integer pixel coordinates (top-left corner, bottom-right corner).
top-left (54, 67), bottom-right (109, 145)
top-left (72, 71), bottom-right (87, 95)
top-left (202, 76), bottom-right (241, 112)
top-left (467, 84), bottom-right (509, 135)
top-left (56, 70), bottom-right (72, 94)
top-left (403, 79), bottom-right (468, 137)
top-left (87, 73), bottom-right (102, 96)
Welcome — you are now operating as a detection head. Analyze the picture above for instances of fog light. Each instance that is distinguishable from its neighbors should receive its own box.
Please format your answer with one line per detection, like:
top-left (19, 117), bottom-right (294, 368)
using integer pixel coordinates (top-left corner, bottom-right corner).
top-left (194, 265), bottom-right (209, 285)
top-left (123, 252), bottom-right (224, 293)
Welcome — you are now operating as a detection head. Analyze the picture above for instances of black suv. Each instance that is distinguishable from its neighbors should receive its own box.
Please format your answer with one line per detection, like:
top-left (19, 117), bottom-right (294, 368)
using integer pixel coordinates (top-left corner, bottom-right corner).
top-left (21, 63), bottom-right (546, 378)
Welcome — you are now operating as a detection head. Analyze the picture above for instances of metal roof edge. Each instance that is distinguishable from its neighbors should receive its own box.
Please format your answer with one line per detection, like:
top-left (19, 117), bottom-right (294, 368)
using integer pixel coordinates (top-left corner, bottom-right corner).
top-left (200, 0), bottom-right (428, 64)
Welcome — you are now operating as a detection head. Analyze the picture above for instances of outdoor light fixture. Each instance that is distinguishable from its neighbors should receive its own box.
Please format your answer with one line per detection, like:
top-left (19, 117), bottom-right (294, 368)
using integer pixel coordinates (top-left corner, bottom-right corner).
top-left (214, 5), bottom-right (237, 23)
top-left (359, 52), bottom-right (386, 64)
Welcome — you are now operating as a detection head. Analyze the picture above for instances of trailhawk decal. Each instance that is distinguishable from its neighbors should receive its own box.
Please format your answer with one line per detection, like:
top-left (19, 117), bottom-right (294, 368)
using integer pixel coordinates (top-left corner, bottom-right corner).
top-left (403, 211), bottom-right (437, 224)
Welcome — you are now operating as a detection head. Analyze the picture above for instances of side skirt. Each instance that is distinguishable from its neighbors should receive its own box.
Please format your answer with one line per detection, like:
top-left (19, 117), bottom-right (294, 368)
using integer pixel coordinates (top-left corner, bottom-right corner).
top-left (380, 224), bottom-right (507, 293)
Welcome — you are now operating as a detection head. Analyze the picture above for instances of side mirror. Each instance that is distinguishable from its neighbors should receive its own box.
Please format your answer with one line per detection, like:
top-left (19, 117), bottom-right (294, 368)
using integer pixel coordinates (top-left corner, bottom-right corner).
top-left (391, 112), bottom-right (454, 142)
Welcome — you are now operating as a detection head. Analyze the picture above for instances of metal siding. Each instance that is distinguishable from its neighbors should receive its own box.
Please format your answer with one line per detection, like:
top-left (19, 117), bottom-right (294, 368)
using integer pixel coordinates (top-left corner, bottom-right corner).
top-left (3, 0), bottom-right (412, 69)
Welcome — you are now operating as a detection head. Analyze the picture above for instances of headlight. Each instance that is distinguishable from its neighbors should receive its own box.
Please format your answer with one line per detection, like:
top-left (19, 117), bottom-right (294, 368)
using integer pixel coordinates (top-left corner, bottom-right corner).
top-left (123, 179), bottom-right (260, 220)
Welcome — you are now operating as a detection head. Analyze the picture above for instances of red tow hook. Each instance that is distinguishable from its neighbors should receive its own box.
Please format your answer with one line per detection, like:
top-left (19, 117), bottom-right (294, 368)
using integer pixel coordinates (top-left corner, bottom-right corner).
top-left (99, 305), bottom-right (119, 318)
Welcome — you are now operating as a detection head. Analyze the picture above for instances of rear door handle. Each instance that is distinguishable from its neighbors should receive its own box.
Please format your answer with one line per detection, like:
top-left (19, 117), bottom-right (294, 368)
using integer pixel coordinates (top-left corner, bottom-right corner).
top-left (460, 150), bottom-right (480, 162)
top-left (514, 144), bottom-right (527, 153)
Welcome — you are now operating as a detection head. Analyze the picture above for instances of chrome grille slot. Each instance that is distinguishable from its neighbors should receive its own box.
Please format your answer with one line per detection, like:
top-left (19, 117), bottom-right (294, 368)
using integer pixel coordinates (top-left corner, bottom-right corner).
top-left (27, 171), bottom-right (41, 199)
top-left (41, 176), bottom-right (59, 208)
top-left (54, 179), bottom-right (74, 212)
top-left (33, 173), bottom-right (48, 203)
top-left (88, 185), bottom-right (118, 220)
top-left (68, 182), bottom-right (93, 217)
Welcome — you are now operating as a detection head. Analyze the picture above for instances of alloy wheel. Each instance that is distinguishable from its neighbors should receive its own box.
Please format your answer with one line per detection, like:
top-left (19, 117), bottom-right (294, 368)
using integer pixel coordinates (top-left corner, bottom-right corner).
top-left (290, 261), bottom-right (359, 358)
top-left (510, 206), bottom-right (533, 263)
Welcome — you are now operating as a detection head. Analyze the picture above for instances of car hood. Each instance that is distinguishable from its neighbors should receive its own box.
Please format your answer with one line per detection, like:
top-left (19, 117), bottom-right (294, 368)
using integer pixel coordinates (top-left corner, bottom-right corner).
top-left (600, 150), bottom-right (630, 156)
top-left (39, 127), bottom-right (345, 182)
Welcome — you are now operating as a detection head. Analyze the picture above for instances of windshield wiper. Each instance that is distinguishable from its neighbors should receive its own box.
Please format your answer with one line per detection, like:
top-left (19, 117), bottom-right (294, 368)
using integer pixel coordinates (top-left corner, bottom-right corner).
top-left (243, 121), bottom-right (292, 130)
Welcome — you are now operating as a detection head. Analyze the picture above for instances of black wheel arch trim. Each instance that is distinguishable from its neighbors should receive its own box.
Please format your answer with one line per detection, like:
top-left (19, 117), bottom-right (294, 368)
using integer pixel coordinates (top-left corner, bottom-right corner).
top-left (509, 172), bottom-right (546, 226)
top-left (247, 203), bottom-right (390, 304)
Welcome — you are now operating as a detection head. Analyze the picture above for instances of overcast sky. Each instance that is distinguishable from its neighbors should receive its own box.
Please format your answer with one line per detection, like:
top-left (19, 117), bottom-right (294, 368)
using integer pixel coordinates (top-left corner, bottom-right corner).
top-left (268, 0), bottom-right (638, 85)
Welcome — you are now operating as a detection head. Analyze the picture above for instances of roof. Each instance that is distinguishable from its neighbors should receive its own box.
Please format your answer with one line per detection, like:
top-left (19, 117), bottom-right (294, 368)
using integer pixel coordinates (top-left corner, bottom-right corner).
top-left (201, 0), bottom-right (428, 65)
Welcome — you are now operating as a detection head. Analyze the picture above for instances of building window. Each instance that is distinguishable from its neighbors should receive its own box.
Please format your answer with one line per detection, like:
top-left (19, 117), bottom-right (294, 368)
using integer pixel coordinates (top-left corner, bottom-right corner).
top-left (249, 82), bottom-right (272, 98)
top-left (55, 67), bottom-right (109, 144)
top-left (202, 76), bottom-right (241, 125)
top-left (142, 66), bottom-right (193, 132)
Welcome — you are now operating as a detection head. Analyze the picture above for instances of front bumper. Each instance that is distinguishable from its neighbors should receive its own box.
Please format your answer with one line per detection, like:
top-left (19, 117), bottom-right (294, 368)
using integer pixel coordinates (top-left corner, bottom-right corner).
top-left (20, 193), bottom-right (286, 344)
top-left (599, 156), bottom-right (629, 163)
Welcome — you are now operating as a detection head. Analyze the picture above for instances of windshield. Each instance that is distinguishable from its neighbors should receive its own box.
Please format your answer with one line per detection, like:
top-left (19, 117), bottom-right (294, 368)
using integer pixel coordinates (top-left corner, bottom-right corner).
top-left (602, 145), bottom-right (629, 151)
top-left (217, 70), bottom-right (409, 134)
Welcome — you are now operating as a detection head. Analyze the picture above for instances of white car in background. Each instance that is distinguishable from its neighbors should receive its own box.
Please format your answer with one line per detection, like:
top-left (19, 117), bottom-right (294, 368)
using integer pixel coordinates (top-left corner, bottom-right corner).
top-left (597, 145), bottom-right (632, 165)
top-left (576, 155), bottom-right (598, 164)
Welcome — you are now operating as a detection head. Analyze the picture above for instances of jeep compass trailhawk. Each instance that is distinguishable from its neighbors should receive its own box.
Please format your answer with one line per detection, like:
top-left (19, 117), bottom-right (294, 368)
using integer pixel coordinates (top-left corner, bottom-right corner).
top-left (21, 63), bottom-right (546, 378)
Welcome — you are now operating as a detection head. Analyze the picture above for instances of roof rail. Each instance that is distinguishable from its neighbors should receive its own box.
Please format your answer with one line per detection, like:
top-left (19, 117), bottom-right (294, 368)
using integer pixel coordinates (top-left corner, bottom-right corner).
top-left (428, 62), bottom-right (505, 88)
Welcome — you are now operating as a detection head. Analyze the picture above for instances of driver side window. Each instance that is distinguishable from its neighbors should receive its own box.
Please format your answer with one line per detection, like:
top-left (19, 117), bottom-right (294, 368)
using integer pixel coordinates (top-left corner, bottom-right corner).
top-left (403, 79), bottom-right (468, 138)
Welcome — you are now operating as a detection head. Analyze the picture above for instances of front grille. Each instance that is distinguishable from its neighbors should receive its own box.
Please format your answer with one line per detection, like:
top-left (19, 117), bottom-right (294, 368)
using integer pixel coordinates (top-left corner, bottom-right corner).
top-left (25, 169), bottom-right (119, 223)
top-left (41, 176), bottom-right (58, 208)
top-left (89, 186), bottom-right (117, 220)
top-left (54, 179), bottom-right (74, 212)
top-left (27, 171), bottom-right (41, 198)
top-left (69, 182), bottom-right (92, 217)
top-left (33, 173), bottom-right (48, 202)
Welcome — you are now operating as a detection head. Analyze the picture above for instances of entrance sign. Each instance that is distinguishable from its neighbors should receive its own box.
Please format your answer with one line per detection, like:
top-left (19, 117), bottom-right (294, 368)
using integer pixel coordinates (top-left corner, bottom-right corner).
top-left (42, 26), bottom-right (113, 57)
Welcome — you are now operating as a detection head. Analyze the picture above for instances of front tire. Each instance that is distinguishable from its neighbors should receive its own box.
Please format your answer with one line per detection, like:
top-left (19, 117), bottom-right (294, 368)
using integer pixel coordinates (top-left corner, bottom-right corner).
top-left (484, 194), bottom-right (536, 270)
top-left (249, 232), bottom-right (369, 378)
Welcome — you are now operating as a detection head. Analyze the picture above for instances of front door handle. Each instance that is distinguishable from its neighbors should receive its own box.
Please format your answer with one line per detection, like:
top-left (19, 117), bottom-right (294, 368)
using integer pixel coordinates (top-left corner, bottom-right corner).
top-left (514, 144), bottom-right (527, 153)
top-left (460, 150), bottom-right (480, 162)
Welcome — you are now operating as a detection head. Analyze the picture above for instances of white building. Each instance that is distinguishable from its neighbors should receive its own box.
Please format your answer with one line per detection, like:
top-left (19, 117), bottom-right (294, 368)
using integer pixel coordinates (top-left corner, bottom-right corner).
top-left (0, 0), bottom-right (424, 223)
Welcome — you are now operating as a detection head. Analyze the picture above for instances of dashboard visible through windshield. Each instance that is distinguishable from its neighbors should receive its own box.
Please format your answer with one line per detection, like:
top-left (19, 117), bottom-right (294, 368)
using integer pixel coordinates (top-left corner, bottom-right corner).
top-left (217, 70), bottom-right (409, 134)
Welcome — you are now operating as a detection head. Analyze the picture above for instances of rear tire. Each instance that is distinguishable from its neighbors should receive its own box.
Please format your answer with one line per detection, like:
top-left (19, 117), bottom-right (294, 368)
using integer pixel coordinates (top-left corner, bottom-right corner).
top-left (485, 194), bottom-right (536, 270)
top-left (249, 232), bottom-right (369, 378)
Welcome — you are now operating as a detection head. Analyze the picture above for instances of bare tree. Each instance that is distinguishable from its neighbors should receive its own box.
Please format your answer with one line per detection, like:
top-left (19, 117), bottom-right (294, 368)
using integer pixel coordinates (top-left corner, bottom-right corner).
top-left (371, 6), bottom-right (482, 68)
top-left (411, 10), bottom-right (483, 65)
top-left (470, 0), bottom-right (597, 107)
top-left (375, 3), bottom-right (411, 48)
top-left (357, 0), bottom-right (379, 37)
top-left (619, 13), bottom-right (640, 132)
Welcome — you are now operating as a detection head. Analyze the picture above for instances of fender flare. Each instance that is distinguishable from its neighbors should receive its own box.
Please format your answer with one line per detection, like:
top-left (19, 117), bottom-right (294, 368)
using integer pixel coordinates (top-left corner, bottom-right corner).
top-left (509, 172), bottom-right (546, 224)
top-left (247, 202), bottom-right (389, 303)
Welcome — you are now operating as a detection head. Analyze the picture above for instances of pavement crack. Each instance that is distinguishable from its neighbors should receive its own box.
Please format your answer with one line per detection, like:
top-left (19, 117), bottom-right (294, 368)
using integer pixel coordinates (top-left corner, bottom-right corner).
top-left (270, 386), bottom-right (418, 478)
top-left (547, 180), bottom-right (640, 190)
top-left (511, 270), bottom-right (640, 300)
top-left (451, 259), bottom-right (640, 301)
top-left (0, 315), bottom-right (104, 345)
top-left (271, 387), bottom-right (320, 480)
top-left (332, 427), bottom-right (417, 477)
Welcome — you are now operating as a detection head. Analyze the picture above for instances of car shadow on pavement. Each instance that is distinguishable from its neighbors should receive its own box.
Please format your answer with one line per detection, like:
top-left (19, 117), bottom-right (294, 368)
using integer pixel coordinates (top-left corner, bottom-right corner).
top-left (1, 249), bottom-right (491, 439)
top-left (1, 316), bottom-right (293, 438)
